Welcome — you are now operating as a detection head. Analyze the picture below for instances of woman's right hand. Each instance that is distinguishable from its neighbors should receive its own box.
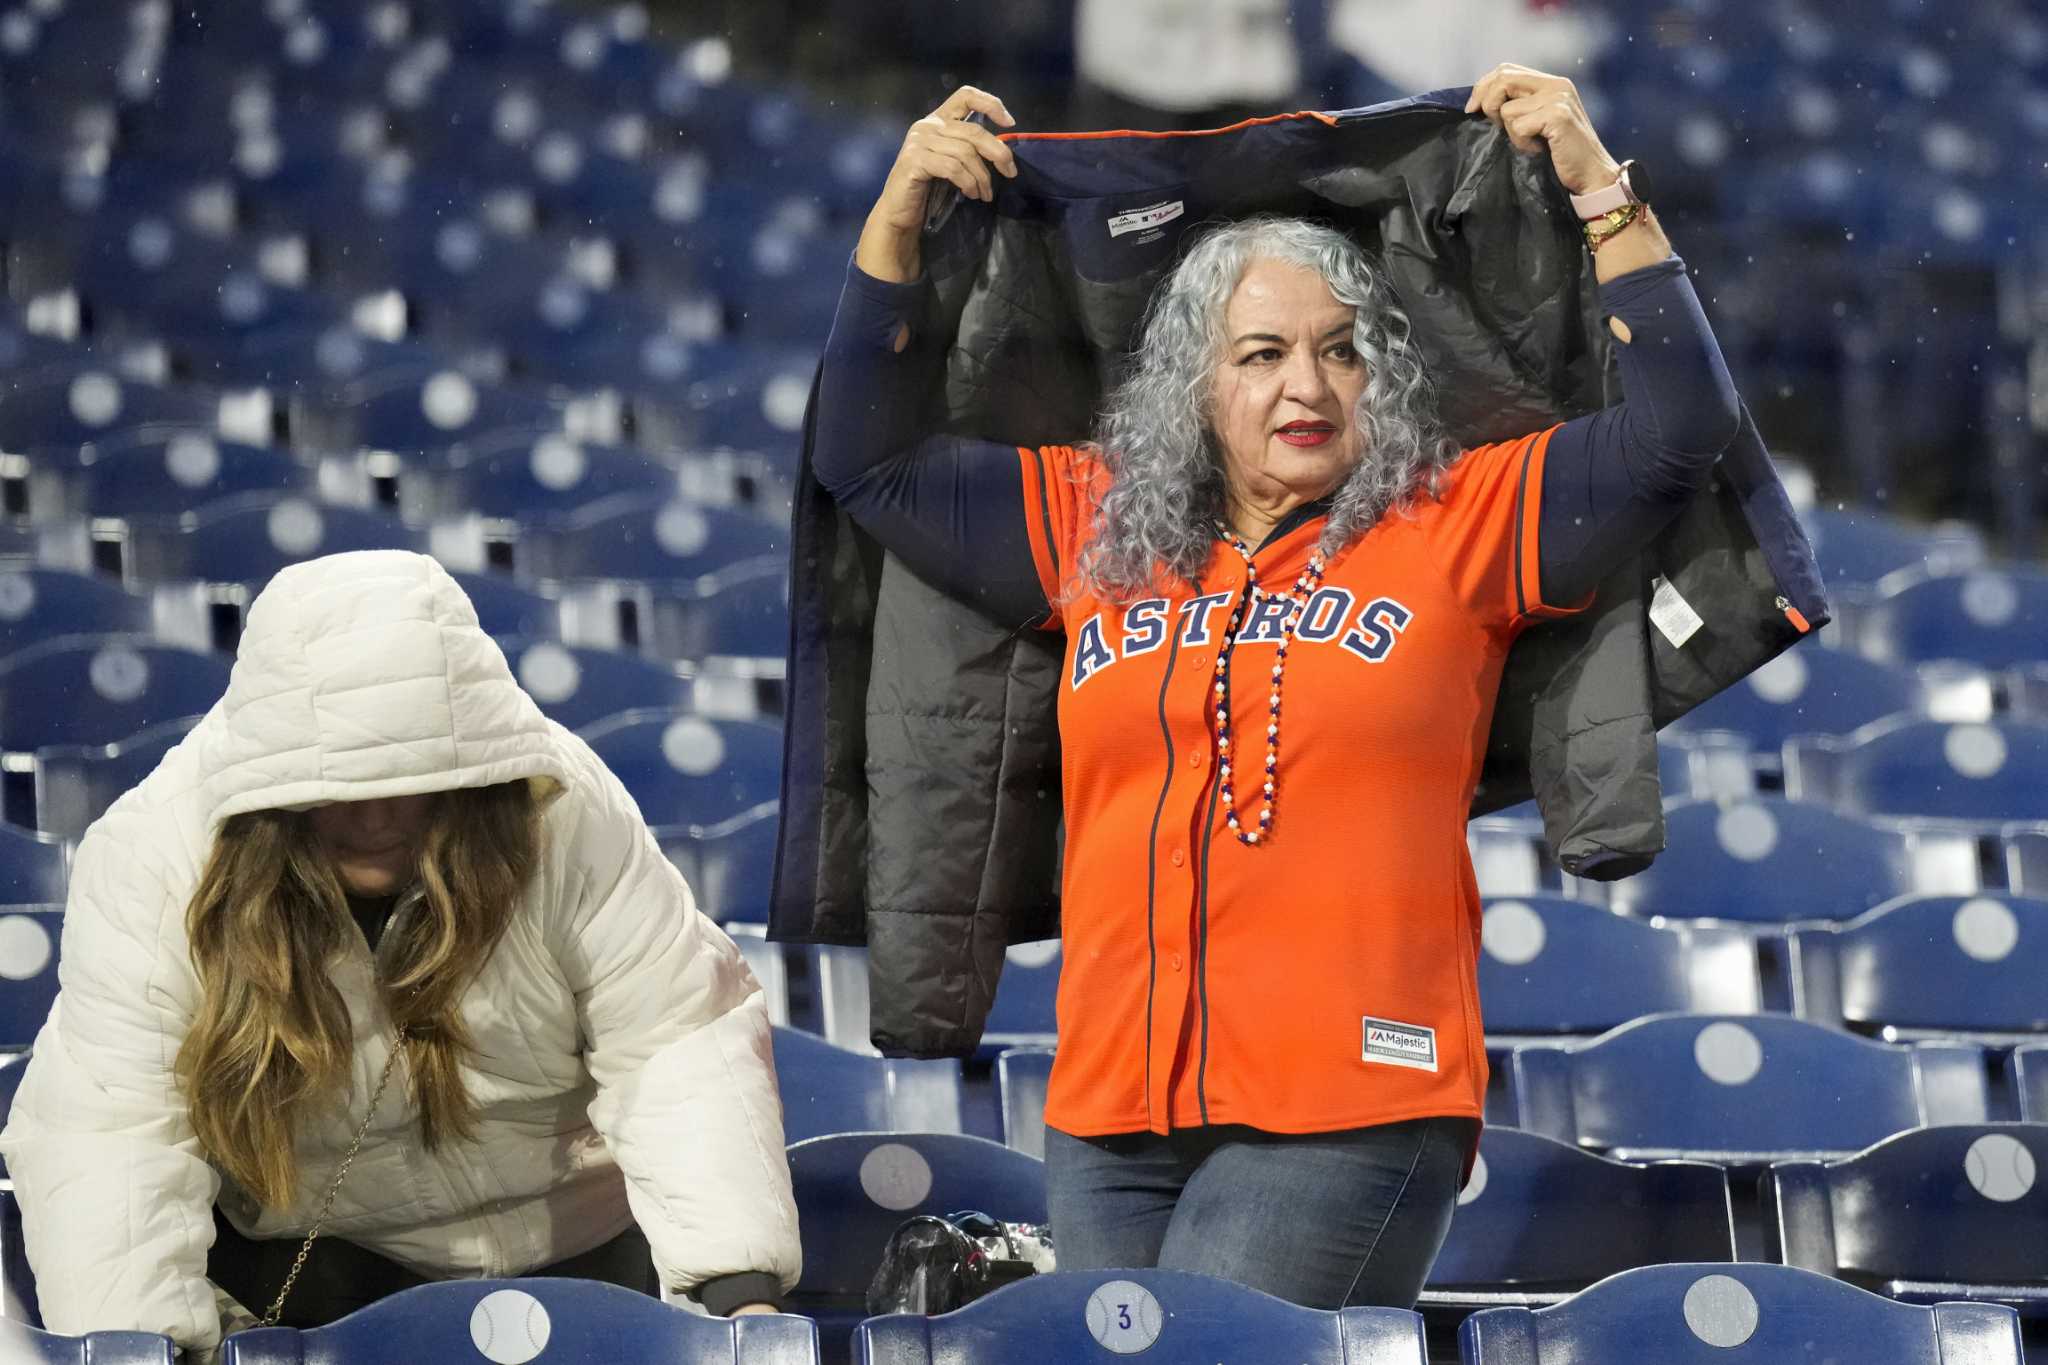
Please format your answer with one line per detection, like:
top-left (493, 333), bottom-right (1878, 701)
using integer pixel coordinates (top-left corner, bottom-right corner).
top-left (855, 86), bottom-right (1018, 284)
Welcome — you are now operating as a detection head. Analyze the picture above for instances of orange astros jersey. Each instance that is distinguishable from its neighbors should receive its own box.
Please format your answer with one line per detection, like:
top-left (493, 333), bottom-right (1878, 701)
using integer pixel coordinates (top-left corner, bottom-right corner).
top-left (1017, 426), bottom-right (1586, 1142)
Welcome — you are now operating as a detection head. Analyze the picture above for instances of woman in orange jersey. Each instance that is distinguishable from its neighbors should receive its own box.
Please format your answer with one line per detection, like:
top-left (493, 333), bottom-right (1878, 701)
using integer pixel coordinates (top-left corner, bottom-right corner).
top-left (809, 69), bottom-right (1738, 1307)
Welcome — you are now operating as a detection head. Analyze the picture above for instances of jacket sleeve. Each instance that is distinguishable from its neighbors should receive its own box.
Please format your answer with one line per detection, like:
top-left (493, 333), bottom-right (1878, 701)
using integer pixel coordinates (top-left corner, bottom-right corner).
top-left (0, 816), bottom-right (223, 1348)
top-left (548, 758), bottom-right (801, 1300)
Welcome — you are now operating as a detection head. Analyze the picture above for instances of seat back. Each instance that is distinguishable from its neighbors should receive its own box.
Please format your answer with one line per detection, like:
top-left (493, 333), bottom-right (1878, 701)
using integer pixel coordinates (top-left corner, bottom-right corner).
top-left (34, 713), bottom-right (201, 841)
top-left (1508, 1013), bottom-right (1988, 1163)
top-left (496, 638), bottom-right (691, 732)
top-left (770, 1027), bottom-right (964, 1142)
top-left (1763, 1123), bottom-right (2048, 1302)
top-left (0, 827), bottom-right (67, 906)
top-left (0, 569), bottom-right (155, 655)
top-left (525, 493), bottom-right (785, 586)
top-left (662, 803), bottom-right (780, 925)
top-left (982, 940), bottom-right (1061, 1051)
top-left (1664, 640), bottom-right (1924, 750)
top-left (1611, 798), bottom-right (1922, 922)
top-left (0, 907), bottom-right (64, 1050)
top-left (1428, 1128), bottom-right (1734, 1302)
top-left (219, 1278), bottom-right (820, 1364)
top-left (1786, 719), bottom-right (2048, 824)
top-left (0, 637), bottom-right (230, 751)
top-left (1458, 1262), bottom-right (2022, 1364)
top-left (578, 708), bottom-right (782, 827)
top-left (854, 1268), bottom-right (1427, 1365)
top-left (1789, 894), bottom-right (2048, 1036)
top-left (1854, 569), bottom-right (2048, 669)
top-left (124, 494), bottom-right (427, 589)
top-left (1478, 896), bottom-right (1760, 1035)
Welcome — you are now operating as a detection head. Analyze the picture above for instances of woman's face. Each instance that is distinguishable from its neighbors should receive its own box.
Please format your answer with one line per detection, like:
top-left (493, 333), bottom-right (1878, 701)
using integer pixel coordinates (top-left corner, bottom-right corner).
top-left (1208, 258), bottom-right (1369, 517)
top-left (309, 796), bottom-right (436, 896)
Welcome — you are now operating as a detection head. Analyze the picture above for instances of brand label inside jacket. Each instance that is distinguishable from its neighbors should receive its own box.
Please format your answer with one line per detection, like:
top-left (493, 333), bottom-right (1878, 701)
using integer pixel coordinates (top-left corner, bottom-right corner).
top-left (1362, 1016), bottom-right (1438, 1072)
top-left (1107, 200), bottom-right (1185, 238)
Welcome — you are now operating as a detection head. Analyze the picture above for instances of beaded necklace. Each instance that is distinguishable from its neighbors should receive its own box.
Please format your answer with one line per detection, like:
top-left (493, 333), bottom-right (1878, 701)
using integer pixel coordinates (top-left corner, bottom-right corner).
top-left (1211, 524), bottom-right (1329, 846)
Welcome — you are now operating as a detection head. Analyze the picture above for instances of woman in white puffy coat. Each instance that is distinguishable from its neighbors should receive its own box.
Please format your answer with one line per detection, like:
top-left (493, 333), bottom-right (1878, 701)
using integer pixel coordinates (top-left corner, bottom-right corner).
top-left (0, 551), bottom-right (800, 1356)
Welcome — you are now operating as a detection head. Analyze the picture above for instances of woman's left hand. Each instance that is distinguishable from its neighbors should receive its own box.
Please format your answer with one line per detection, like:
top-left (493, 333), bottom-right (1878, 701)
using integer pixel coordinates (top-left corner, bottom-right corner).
top-left (1464, 64), bottom-right (1622, 196)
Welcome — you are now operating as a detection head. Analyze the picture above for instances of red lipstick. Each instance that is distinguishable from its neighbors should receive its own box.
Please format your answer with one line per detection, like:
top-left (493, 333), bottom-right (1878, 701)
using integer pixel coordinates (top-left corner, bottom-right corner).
top-left (1276, 420), bottom-right (1336, 448)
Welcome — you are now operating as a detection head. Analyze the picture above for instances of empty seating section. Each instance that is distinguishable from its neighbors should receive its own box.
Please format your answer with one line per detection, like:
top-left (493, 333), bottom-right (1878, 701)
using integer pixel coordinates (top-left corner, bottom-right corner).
top-left (0, 0), bottom-right (2037, 1357)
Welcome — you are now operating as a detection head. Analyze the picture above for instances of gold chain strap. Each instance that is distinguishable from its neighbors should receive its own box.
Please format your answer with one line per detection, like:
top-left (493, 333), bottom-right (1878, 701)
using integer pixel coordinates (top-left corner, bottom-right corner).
top-left (257, 1033), bottom-right (409, 1329)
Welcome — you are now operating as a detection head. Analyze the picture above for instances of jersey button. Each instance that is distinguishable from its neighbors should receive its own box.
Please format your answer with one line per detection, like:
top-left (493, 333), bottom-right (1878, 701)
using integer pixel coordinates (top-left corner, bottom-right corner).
top-left (1170, 848), bottom-right (1185, 866)
top-left (1170, 952), bottom-right (1184, 971)
top-left (1188, 751), bottom-right (1204, 769)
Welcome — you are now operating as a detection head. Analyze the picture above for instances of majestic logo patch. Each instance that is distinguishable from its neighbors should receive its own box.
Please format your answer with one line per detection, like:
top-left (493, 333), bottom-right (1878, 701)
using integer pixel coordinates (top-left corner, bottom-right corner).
top-left (1362, 1015), bottom-right (1438, 1072)
top-left (1107, 200), bottom-right (1185, 239)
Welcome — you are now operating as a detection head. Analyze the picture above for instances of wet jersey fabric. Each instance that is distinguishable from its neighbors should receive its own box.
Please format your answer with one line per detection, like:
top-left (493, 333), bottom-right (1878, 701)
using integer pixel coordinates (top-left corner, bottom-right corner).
top-left (1022, 435), bottom-right (1580, 1135)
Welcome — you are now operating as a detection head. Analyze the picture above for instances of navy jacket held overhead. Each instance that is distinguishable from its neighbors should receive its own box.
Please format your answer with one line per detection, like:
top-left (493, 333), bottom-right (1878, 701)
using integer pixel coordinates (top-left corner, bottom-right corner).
top-left (770, 93), bottom-right (1829, 1058)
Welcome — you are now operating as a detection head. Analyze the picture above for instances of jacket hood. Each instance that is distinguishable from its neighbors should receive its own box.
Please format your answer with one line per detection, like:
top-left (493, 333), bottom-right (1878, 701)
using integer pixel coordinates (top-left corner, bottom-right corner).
top-left (197, 551), bottom-right (572, 827)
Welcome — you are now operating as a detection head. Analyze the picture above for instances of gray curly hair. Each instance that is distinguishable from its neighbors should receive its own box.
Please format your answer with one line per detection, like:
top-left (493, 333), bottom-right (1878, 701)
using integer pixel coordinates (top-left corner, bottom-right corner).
top-left (1076, 216), bottom-right (1460, 601)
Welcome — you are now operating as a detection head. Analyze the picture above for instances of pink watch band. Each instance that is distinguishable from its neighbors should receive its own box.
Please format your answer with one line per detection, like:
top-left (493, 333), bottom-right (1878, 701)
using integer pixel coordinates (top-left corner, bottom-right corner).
top-left (1570, 177), bottom-right (1630, 219)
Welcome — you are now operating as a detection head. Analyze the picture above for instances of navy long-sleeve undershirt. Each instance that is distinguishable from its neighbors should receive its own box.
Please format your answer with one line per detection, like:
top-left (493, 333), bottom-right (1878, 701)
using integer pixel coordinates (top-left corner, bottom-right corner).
top-left (813, 251), bottom-right (1739, 629)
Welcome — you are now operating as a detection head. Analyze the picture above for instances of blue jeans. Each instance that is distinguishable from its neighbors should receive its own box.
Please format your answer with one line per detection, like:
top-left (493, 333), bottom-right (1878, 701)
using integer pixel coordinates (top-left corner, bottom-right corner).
top-left (1043, 1117), bottom-right (1476, 1310)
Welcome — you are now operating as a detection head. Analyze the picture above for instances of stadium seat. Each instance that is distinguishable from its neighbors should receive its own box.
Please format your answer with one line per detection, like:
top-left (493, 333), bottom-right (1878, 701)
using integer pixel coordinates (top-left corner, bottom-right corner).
top-left (1507, 1012), bottom-right (1991, 1165)
top-left (1658, 734), bottom-right (1758, 802)
top-left (34, 714), bottom-right (202, 842)
top-left (1796, 506), bottom-right (1984, 590)
top-left (1784, 718), bottom-right (2048, 824)
top-left (1607, 797), bottom-right (1973, 923)
top-left (787, 1132), bottom-right (1045, 1358)
top-left (577, 708), bottom-right (782, 827)
top-left (288, 366), bottom-right (573, 460)
top-left (0, 1050), bottom-right (24, 1176)
top-left (2012, 1047), bottom-right (2048, 1121)
top-left (397, 431), bottom-right (679, 524)
top-left (0, 569), bottom-right (155, 657)
top-left (1476, 896), bottom-right (1763, 1041)
top-left (21, 430), bottom-right (313, 523)
top-left (119, 494), bottom-right (427, 591)
top-left (0, 367), bottom-right (239, 458)
top-left (494, 638), bottom-right (691, 732)
top-left (519, 493), bottom-right (785, 586)
top-left (0, 1320), bottom-right (172, 1364)
top-left (1788, 894), bottom-right (2048, 1042)
top-left (447, 572), bottom-right (561, 642)
top-left (771, 1027), bottom-right (964, 1142)
top-left (854, 1268), bottom-right (1429, 1365)
top-left (1848, 568), bottom-right (2048, 669)
top-left (659, 801), bottom-right (778, 924)
top-left (983, 941), bottom-right (1061, 1053)
top-left (635, 558), bottom-right (791, 671)
top-left (1468, 815), bottom-right (1548, 896)
top-left (996, 1046), bottom-right (1054, 1160)
top-left (723, 923), bottom-right (791, 1027)
top-left (1458, 1262), bottom-right (2023, 1364)
top-left (1661, 640), bottom-right (1933, 754)
top-left (218, 1278), bottom-right (820, 1364)
top-left (0, 908), bottom-right (64, 1051)
top-left (1423, 1127), bottom-right (1735, 1311)
top-left (0, 1188), bottom-right (33, 1324)
top-left (0, 637), bottom-right (230, 751)
top-left (0, 827), bottom-right (65, 907)
top-left (1763, 1123), bottom-right (2048, 1315)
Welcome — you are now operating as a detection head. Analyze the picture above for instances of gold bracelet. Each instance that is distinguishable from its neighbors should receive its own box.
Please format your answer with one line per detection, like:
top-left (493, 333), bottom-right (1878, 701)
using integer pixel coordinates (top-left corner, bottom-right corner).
top-left (1584, 201), bottom-right (1642, 250)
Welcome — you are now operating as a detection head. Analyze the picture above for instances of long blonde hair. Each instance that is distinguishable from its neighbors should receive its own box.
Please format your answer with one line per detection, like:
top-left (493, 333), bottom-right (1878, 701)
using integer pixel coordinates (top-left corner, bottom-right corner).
top-left (175, 781), bottom-right (542, 1210)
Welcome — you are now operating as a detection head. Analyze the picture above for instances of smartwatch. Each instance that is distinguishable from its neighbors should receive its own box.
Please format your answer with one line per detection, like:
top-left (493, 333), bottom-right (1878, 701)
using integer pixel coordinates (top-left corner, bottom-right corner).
top-left (1570, 159), bottom-right (1652, 220)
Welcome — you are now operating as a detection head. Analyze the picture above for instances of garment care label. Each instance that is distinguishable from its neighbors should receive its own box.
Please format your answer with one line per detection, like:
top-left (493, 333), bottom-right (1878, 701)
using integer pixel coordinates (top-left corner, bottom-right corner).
top-left (1649, 575), bottom-right (1705, 649)
top-left (1107, 200), bottom-right (1185, 238)
top-left (1362, 1015), bottom-right (1438, 1072)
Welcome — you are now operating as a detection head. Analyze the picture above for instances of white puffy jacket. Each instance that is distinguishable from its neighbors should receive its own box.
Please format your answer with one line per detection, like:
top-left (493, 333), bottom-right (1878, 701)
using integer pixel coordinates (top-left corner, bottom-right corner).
top-left (0, 551), bottom-right (800, 1349)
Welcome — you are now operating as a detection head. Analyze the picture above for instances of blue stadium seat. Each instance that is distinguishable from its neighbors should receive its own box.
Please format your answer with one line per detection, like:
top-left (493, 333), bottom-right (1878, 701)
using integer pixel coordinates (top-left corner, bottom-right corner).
top-left (0, 1051), bottom-right (25, 1174)
top-left (2012, 1047), bottom-right (2047, 1121)
top-left (121, 495), bottom-right (426, 590)
top-left (401, 432), bottom-right (679, 523)
top-left (1789, 894), bottom-right (2048, 1042)
top-left (0, 1187), bottom-right (34, 1324)
top-left (0, 569), bottom-right (155, 655)
top-left (983, 942), bottom-right (1061, 1053)
top-left (1850, 569), bottom-right (2048, 669)
top-left (0, 367), bottom-right (230, 457)
top-left (626, 344), bottom-right (817, 464)
top-left (577, 708), bottom-right (782, 827)
top-left (1785, 718), bottom-right (2048, 824)
top-left (1508, 1012), bottom-right (1991, 1165)
top-left (0, 637), bottom-right (230, 751)
top-left (27, 430), bottom-right (312, 522)
top-left (494, 638), bottom-right (690, 732)
top-left (1797, 506), bottom-right (1984, 589)
top-left (770, 1027), bottom-right (964, 1142)
top-left (996, 1046), bottom-right (1054, 1160)
top-left (290, 366), bottom-right (572, 459)
top-left (522, 494), bottom-right (785, 586)
top-left (638, 558), bottom-right (790, 670)
top-left (1763, 1123), bottom-right (2048, 1315)
top-left (1424, 1127), bottom-right (1735, 1311)
top-left (219, 1278), bottom-right (819, 1365)
top-left (34, 714), bottom-right (201, 841)
top-left (1658, 734), bottom-right (1758, 802)
top-left (1477, 896), bottom-right (1762, 1040)
top-left (1662, 640), bottom-right (1927, 753)
top-left (1607, 797), bottom-right (1964, 924)
top-left (0, 830), bottom-right (65, 907)
top-left (659, 801), bottom-right (778, 924)
top-left (854, 1268), bottom-right (1428, 1365)
top-left (787, 1133), bottom-right (1045, 1357)
top-left (447, 572), bottom-right (561, 641)
top-left (1458, 1263), bottom-right (2022, 1364)
top-left (0, 906), bottom-right (63, 1049)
